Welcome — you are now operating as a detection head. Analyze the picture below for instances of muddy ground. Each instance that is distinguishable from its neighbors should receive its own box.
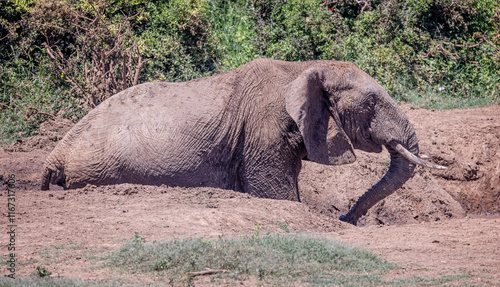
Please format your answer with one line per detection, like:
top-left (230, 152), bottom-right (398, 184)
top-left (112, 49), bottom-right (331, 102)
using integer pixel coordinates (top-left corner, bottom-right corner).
top-left (1, 104), bottom-right (499, 285)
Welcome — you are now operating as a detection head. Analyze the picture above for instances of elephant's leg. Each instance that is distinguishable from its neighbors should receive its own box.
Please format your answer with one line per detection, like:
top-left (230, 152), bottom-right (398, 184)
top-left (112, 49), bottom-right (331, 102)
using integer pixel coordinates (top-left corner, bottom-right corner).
top-left (239, 154), bottom-right (302, 201)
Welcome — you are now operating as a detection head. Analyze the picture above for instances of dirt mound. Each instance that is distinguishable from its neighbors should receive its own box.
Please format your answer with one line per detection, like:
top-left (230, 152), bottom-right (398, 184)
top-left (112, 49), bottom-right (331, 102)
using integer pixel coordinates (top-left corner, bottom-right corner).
top-left (299, 104), bottom-right (500, 225)
top-left (403, 104), bottom-right (500, 215)
top-left (20, 183), bottom-right (347, 247)
top-left (1, 118), bottom-right (74, 189)
top-left (299, 154), bottom-right (466, 226)
top-left (3, 117), bottom-right (74, 152)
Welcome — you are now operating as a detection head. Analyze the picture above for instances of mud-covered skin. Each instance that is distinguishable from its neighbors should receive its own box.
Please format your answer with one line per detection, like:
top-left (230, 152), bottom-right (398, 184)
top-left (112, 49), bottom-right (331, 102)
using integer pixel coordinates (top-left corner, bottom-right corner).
top-left (42, 58), bottom-right (420, 224)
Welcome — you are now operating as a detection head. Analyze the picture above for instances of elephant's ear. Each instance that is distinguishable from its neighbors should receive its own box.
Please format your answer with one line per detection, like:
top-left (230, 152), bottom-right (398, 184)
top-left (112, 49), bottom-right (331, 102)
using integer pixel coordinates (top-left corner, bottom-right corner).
top-left (285, 68), bottom-right (356, 165)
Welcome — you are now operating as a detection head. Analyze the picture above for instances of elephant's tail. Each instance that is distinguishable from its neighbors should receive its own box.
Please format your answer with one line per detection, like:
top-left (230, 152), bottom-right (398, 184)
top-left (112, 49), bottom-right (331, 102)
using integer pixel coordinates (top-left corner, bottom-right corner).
top-left (40, 161), bottom-right (66, 190)
top-left (40, 166), bottom-right (52, 190)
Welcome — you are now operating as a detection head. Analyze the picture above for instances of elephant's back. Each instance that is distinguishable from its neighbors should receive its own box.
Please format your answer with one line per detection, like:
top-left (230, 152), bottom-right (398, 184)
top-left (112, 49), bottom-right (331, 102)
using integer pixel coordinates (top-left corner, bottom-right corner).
top-left (100, 81), bottom-right (224, 121)
top-left (54, 79), bottom-right (233, 187)
top-left (67, 79), bottom-right (226, 138)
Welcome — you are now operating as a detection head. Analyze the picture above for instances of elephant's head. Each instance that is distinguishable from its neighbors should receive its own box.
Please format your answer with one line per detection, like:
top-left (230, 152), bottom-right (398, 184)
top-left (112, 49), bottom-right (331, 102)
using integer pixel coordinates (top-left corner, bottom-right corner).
top-left (284, 61), bottom-right (445, 225)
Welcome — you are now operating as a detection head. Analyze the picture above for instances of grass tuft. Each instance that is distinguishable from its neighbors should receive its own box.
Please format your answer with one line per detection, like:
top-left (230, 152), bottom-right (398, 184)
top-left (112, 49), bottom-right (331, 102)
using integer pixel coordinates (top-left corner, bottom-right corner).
top-left (107, 233), bottom-right (395, 284)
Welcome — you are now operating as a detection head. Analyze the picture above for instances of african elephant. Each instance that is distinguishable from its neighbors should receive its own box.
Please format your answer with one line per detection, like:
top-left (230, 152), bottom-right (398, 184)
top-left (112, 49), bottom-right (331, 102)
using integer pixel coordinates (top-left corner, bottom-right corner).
top-left (41, 58), bottom-right (444, 225)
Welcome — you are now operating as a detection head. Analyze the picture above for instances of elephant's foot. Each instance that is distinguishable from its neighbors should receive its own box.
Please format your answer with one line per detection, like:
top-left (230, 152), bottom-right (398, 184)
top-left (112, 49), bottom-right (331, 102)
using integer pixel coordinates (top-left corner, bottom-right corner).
top-left (339, 213), bottom-right (358, 226)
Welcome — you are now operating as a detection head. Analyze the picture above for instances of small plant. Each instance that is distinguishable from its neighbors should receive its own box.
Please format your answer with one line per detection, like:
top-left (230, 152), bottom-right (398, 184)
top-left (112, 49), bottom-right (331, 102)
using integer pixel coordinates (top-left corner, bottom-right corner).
top-left (154, 258), bottom-right (171, 271)
top-left (132, 233), bottom-right (145, 245)
top-left (257, 267), bottom-right (267, 280)
top-left (249, 222), bottom-right (262, 241)
top-left (276, 221), bottom-right (290, 233)
top-left (36, 265), bottom-right (52, 278)
top-left (381, 154), bottom-right (391, 173)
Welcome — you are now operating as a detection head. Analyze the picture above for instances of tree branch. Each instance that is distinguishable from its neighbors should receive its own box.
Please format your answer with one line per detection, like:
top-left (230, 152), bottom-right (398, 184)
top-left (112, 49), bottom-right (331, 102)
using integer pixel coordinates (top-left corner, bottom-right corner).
top-left (40, 3), bottom-right (147, 109)
top-left (320, 1), bottom-right (336, 7)
top-left (25, 106), bottom-right (55, 119)
top-left (186, 269), bottom-right (227, 277)
top-left (360, 0), bottom-right (370, 14)
top-left (122, 7), bottom-right (145, 20)
top-left (443, 39), bottom-right (483, 49)
top-left (133, 54), bottom-right (149, 86)
top-left (0, 33), bottom-right (10, 41)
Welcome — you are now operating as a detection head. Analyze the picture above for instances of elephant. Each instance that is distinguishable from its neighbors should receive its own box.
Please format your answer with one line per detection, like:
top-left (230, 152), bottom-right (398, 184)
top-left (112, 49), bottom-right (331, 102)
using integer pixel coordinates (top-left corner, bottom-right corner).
top-left (41, 58), bottom-right (444, 225)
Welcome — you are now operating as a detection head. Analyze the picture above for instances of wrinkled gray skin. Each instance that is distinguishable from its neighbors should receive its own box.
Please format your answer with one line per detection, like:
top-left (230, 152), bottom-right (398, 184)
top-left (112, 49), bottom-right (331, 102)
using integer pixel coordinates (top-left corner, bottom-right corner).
top-left (41, 59), bottom-right (420, 225)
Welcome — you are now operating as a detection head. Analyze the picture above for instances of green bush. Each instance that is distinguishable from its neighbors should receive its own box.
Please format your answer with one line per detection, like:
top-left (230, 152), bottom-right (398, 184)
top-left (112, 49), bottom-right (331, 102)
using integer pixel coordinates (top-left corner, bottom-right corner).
top-left (0, 0), bottom-right (498, 145)
top-left (205, 0), bottom-right (259, 70)
top-left (0, 53), bottom-right (81, 145)
top-left (130, 0), bottom-right (221, 82)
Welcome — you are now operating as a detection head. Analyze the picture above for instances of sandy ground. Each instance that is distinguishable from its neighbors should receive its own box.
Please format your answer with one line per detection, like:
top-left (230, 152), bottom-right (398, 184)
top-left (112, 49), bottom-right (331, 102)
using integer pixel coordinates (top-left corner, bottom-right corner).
top-left (1, 104), bottom-right (499, 285)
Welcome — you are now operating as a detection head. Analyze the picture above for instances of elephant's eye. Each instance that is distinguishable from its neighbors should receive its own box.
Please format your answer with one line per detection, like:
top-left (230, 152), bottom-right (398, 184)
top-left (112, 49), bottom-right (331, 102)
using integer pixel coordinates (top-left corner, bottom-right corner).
top-left (357, 95), bottom-right (376, 119)
top-left (364, 94), bottom-right (376, 109)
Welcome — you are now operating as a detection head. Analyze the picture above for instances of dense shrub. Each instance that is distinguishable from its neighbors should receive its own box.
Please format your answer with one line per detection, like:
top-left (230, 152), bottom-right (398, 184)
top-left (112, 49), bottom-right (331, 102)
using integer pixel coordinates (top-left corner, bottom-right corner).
top-left (0, 0), bottom-right (498, 144)
top-left (209, 0), bottom-right (499, 107)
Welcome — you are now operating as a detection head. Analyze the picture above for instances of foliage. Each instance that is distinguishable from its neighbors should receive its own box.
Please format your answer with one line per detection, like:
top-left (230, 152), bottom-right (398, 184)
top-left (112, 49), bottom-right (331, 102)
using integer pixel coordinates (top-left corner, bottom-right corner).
top-left (0, 0), bottom-right (219, 144)
top-left (322, 0), bottom-right (500, 106)
top-left (0, 0), bottom-right (499, 144)
top-left (120, 0), bottom-right (221, 82)
top-left (204, 0), bottom-right (258, 69)
top-left (27, 0), bottom-right (148, 109)
top-left (106, 233), bottom-right (472, 285)
top-left (0, 56), bottom-right (82, 145)
top-left (0, 0), bottom-right (28, 60)
top-left (35, 266), bottom-right (52, 278)
top-left (108, 233), bottom-right (396, 284)
top-left (204, 0), bottom-right (499, 108)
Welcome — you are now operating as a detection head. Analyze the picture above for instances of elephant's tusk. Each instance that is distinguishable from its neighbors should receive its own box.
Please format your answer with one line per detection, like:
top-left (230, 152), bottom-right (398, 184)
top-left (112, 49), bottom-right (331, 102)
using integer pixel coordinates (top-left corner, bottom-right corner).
top-left (418, 154), bottom-right (432, 159)
top-left (389, 142), bottom-right (447, 170)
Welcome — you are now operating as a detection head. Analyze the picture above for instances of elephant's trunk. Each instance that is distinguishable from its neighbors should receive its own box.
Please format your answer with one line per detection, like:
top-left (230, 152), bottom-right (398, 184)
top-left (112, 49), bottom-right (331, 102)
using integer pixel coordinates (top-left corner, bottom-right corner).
top-left (339, 134), bottom-right (419, 225)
